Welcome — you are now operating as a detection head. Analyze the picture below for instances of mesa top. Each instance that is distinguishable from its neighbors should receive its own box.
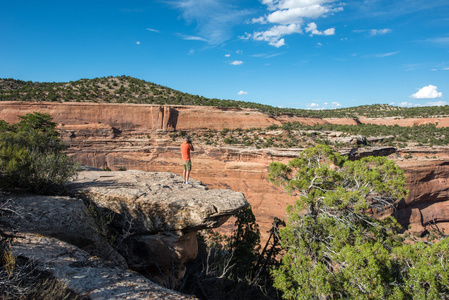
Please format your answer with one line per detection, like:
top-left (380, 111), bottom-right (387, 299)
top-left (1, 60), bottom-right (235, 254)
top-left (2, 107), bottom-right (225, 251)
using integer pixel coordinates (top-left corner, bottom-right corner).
top-left (181, 142), bottom-right (193, 161)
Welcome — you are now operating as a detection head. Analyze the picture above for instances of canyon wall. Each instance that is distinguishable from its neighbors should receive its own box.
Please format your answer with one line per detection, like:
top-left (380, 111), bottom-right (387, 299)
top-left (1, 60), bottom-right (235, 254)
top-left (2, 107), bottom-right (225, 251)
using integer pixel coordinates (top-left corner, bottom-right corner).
top-left (1, 101), bottom-right (448, 238)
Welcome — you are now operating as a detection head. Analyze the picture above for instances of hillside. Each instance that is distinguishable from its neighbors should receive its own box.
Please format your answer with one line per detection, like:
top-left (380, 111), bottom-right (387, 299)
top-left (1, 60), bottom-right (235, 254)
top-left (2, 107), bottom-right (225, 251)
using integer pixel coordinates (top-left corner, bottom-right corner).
top-left (2, 76), bottom-right (449, 119)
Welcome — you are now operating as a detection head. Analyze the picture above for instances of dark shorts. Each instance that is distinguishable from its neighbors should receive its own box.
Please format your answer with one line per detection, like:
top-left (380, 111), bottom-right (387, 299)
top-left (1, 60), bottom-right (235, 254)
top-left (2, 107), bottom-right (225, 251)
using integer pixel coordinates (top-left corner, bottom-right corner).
top-left (183, 160), bottom-right (192, 171)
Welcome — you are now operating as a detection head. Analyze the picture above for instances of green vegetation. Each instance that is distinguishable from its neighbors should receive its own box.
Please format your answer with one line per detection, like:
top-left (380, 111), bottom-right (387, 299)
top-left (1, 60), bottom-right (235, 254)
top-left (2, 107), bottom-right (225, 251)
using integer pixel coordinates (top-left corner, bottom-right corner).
top-left (183, 120), bottom-right (449, 150)
top-left (268, 145), bottom-right (449, 299)
top-left (0, 112), bottom-right (78, 194)
top-left (268, 122), bottom-right (449, 146)
top-left (2, 76), bottom-right (449, 118)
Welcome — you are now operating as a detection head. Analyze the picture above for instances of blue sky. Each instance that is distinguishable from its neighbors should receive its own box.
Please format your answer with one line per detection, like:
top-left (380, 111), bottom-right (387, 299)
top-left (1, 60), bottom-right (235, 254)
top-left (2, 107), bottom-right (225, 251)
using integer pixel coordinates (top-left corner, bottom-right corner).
top-left (1, 0), bottom-right (448, 109)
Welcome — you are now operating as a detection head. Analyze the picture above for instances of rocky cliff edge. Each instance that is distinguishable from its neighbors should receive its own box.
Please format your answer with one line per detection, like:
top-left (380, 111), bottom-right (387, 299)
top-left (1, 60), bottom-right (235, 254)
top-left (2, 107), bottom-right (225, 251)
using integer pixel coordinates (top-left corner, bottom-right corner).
top-left (1, 168), bottom-right (248, 298)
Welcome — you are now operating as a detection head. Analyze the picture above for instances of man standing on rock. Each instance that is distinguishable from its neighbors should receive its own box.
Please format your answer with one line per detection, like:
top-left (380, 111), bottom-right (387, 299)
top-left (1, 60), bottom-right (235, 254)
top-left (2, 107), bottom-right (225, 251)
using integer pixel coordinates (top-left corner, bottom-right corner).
top-left (181, 136), bottom-right (194, 184)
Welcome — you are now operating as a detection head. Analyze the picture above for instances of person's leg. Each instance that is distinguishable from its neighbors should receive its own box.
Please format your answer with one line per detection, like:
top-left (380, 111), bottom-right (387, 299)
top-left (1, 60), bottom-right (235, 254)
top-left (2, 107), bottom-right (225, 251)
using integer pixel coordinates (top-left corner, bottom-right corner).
top-left (185, 161), bottom-right (192, 184)
top-left (182, 161), bottom-right (188, 183)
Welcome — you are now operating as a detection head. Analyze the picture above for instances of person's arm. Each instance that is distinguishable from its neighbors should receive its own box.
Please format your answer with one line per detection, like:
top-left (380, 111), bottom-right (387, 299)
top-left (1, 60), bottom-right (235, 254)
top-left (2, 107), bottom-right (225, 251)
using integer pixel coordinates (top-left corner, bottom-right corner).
top-left (189, 142), bottom-right (194, 151)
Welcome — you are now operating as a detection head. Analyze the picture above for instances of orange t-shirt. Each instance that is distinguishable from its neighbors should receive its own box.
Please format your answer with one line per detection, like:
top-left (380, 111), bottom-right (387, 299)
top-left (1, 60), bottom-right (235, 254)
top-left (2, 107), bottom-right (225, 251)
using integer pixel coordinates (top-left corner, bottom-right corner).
top-left (181, 142), bottom-right (193, 161)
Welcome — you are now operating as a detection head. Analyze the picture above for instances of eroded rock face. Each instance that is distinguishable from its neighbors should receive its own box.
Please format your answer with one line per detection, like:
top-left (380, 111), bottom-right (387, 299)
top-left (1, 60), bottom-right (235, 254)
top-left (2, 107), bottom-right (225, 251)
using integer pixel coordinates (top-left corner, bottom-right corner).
top-left (10, 233), bottom-right (196, 299)
top-left (394, 156), bottom-right (449, 234)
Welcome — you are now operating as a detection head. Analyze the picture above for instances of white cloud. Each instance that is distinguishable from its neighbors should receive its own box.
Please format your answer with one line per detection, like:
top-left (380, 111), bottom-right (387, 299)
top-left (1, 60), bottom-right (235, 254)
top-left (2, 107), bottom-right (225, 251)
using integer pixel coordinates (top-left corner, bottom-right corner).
top-left (389, 101), bottom-right (422, 107)
top-left (271, 38), bottom-right (286, 47)
top-left (390, 102), bottom-right (421, 107)
top-left (391, 100), bottom-right (447, 107)
top-left (400, 102), bottom-right (416, 107)
top-left (266, 4), bottom-right (340, 24)
top-left (251, 24), bottom-right (302, 47)
top-left (180, 34), bottom-right (208, 42)
top-left (251, 52), bottom-right (285, 58)
top-left (305, 22), bottom-right (335, 36)
top-left (362, 51), bottom-right (399, 58)
top-left (426, 100), bottom-right (447, 106)
top-left (375, 51), bottom-right (399, 58)
top-left (262, 0), bottom-right (340, 12)
top-left (238, 91), bottom-right (248, 95)
top-left (247, 0), bottom-right (342, 47)
top-left (354, 28), bottom-right (392, 36)
top-left (146, 28), bottom-right (160, 33)
top-left (230, 60), bottom-right (243, 65)
top-left (225, 54), bottom-right (231, 57)
top-left (323, 28), bottom-right (335, 35)
top-left (306, 101), bottom-right (342, 109)
top-left (426, 37), bottom-right (449, 46)
top-left (136, 41), bottom-right (141, 45)
top-left (171, 0), bottom-right (252, 45)
top-left (411, 85), bottom-right (443, 99)
top-left (369, 28), bottom-right (392, 36)
top-left (308, 102), bottom-right (320, 109)
top-left (239, 32), bottom-right (252, 40)
top-left (251, 16), bottom-right (267, 24)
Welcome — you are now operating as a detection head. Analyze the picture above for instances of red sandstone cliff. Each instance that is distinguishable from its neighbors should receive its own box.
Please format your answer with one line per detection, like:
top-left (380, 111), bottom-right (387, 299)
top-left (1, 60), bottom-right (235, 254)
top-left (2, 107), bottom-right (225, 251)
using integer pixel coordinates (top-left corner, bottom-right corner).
top-left (1, 101), bottom-right (448, 238)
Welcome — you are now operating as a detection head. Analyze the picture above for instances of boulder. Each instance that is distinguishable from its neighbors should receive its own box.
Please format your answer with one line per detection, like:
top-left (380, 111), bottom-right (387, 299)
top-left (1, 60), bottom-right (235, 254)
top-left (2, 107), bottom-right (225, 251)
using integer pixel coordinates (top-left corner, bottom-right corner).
top-left (66, 170), bottom-right (248, 234)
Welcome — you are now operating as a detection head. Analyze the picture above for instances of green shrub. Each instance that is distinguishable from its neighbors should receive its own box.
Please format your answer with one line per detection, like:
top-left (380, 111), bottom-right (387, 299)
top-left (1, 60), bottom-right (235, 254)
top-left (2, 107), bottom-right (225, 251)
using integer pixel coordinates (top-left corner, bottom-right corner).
top-left (0, 112), bottom-right (77, 194)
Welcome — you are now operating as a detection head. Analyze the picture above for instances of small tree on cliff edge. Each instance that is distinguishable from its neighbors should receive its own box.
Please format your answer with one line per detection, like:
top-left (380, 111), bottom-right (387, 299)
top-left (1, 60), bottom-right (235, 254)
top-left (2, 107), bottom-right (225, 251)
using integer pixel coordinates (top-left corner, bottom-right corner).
top-left (268, 145), bottom-right (409, 299)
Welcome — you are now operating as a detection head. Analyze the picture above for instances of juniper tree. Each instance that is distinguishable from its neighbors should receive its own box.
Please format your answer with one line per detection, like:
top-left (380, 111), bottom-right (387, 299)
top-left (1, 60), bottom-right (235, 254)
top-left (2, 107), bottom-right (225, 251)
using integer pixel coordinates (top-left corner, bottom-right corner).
top-left (268, 145), bottom-right (408, 299)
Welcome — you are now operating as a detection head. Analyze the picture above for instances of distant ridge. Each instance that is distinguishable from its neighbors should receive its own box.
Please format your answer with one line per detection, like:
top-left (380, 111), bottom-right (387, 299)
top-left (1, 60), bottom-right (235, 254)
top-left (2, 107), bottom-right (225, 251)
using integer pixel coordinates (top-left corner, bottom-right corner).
top-left (1, 76), bottom-right (449, 119)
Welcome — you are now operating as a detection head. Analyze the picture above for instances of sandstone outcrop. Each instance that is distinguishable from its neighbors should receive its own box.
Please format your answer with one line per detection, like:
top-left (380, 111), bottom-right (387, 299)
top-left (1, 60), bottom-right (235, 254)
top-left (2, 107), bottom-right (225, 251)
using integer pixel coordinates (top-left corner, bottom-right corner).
top-left (65, 169), bottom-right (248, 284)
top-left (394, 156), bottom-right (449, 234)
top-left (0, 101), bottom-right (368, 131)
top-left (67, 169), bottom-right (248, 233)
top-left (1, 168), bottom-right (248, 297)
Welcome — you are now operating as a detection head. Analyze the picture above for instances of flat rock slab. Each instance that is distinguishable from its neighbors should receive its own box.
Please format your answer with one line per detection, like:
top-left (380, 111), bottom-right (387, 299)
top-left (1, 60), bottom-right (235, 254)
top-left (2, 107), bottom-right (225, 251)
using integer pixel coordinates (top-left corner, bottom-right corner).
top-left (11, 233), bottom-right (196, 299)
top-left (67, 170), bottom-right (248, 233)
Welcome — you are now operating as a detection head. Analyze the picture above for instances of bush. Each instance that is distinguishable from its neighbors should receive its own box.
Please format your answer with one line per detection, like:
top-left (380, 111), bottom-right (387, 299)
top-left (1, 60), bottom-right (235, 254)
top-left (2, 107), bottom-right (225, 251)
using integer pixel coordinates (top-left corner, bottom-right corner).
top-left (0, 112), bottom-right (78, 194)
